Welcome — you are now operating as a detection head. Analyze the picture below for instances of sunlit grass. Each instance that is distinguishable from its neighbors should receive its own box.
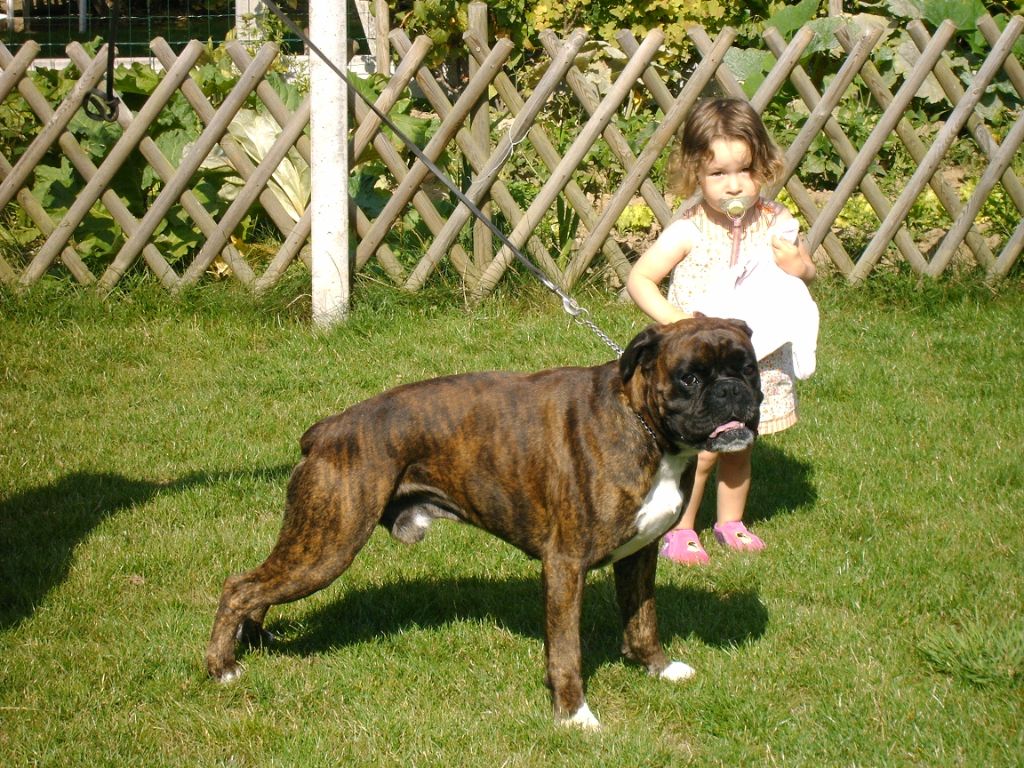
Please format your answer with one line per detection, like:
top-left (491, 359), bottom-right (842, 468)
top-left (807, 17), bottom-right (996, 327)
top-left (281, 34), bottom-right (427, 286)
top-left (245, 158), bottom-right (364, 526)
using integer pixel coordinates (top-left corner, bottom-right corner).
top-left (1, 273), bottom-right (1022, 766)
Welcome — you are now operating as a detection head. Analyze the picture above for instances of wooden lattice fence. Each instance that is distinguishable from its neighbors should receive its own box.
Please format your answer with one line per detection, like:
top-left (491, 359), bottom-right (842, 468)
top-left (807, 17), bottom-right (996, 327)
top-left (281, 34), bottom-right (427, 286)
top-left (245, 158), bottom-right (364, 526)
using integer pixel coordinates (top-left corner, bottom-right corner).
top-left (0, 9), bottom-right (1022, 297)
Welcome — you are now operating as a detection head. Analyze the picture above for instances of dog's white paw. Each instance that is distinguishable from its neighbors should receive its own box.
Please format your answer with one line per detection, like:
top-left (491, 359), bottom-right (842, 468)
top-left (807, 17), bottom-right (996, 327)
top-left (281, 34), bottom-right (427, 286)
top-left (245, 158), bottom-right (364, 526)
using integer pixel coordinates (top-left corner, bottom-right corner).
top-left (216, 665), bottom-right (243, 684)
top-left (561, 702), bottom-right (601, 730)
top-left (659, 660), bottom-right (696, 682)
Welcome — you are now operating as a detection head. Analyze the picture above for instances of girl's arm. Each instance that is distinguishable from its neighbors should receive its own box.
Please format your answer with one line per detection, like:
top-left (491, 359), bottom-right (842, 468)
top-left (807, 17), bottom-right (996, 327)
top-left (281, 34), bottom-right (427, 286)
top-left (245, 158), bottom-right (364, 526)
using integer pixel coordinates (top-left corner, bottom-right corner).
top-left (626, 219), bottom-right (694, 324)
top-left (771, 211), bottom-right (815, 282)
top-left (772, 235), bottom-right (816, 281)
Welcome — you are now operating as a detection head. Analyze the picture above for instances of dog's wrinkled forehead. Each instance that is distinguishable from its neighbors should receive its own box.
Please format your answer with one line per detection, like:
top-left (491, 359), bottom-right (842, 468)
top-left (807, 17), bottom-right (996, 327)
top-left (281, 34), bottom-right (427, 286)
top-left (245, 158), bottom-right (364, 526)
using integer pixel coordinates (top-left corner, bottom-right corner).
top-left (664, 322), bottom-right (754, 371)
top-left (619, 316), bottom-right (755, 384)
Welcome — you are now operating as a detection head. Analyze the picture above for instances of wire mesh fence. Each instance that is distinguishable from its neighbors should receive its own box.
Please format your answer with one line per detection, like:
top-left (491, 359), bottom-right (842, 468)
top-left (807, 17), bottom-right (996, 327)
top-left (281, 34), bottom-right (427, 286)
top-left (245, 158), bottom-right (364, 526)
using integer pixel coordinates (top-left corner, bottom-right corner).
top-left (0, 1), bottom-right (310, 60)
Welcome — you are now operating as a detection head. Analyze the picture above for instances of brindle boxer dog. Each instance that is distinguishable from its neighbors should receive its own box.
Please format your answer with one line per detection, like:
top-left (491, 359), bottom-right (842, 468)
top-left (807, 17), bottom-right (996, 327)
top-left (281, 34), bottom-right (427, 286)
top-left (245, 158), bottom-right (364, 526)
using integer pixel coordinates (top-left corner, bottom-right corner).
top-left (206, 316), bottom-right (761, 728)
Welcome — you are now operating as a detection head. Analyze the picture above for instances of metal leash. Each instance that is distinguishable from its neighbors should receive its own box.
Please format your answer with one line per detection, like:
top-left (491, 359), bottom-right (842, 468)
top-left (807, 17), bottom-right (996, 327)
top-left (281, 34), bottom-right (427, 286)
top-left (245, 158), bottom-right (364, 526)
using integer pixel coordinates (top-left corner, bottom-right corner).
top-left (261, 0), bottom-right (624, 358)
top-left (83, 0), bottom-right (121, 121)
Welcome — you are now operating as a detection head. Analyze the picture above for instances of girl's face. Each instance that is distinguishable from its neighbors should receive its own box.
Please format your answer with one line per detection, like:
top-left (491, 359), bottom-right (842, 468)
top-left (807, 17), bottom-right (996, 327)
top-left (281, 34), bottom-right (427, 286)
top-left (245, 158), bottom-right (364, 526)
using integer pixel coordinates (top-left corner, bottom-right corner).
top-left (698, 137), bottom-right (760, 215)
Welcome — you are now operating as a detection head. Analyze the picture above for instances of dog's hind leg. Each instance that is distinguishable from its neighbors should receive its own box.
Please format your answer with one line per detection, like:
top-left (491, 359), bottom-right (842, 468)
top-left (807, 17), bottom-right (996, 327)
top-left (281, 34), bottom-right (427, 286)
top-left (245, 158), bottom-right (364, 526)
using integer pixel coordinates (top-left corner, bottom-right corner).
top-left (206, 458), bottom-right (385, 682)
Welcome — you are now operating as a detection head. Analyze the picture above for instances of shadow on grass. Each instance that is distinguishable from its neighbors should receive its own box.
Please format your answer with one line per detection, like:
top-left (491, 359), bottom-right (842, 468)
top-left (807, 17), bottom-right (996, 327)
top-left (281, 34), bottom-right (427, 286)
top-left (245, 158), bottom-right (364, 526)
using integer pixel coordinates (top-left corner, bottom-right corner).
top-left (0, 466), bottom-right (292, 630)
top-left (266, 573), bottom-right (767, 680)
top-left (698, 442), bottom-right (817, 527)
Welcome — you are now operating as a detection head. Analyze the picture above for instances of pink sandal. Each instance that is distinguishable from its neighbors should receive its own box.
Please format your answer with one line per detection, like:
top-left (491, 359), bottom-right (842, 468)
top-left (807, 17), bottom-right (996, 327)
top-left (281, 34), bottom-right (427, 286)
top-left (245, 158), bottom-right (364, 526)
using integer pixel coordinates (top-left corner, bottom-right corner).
top-left (713, 521), bottom-right (765, 552)
top-left (660, 529), bottom-right (710, 565)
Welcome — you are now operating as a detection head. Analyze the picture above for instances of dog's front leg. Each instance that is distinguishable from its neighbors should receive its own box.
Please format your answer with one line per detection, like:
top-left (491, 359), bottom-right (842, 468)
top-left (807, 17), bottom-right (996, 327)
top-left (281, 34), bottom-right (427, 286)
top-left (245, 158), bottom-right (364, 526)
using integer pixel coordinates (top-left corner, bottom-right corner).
top-left (613, 545), bottom-right (695, 682)
top-left (541, 556), bottom-right (598, 729)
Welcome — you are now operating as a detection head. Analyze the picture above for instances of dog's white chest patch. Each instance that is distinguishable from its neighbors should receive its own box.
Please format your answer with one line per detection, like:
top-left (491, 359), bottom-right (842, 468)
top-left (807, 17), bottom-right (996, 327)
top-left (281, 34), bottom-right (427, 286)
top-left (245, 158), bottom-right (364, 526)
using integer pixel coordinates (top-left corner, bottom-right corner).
top-left (609, 452), bottom-right (692, 563)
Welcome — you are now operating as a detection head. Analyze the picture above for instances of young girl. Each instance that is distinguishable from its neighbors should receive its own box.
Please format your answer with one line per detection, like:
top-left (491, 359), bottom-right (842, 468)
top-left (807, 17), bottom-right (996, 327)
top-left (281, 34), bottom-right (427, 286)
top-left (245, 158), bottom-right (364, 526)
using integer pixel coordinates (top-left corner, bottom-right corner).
top-left (626, 97), bottom-right (818, 565)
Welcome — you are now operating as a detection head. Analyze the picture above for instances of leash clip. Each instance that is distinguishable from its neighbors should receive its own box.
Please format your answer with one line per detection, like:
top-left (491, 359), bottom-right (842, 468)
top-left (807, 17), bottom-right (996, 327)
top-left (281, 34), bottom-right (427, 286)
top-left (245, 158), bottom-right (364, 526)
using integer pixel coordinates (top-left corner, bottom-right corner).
top-left (83, 88), bottom-right (120, 122)
top-left (561, 295), bottom-right (584, 318)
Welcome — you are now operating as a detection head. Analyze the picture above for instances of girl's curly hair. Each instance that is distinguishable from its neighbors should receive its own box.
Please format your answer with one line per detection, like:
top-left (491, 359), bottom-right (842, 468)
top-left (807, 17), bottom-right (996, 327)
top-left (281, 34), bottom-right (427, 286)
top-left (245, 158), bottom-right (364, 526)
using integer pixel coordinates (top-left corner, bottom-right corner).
top-left (667, 98), bottom-right (784, 199)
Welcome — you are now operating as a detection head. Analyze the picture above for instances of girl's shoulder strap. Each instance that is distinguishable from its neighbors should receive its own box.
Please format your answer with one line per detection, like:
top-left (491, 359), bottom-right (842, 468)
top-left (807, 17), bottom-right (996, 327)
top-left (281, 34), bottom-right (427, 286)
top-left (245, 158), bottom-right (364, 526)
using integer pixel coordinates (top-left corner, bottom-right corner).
top-left (754, 198), bottom-right (786, 215)
top-left (754, 198), bottom-right (794, 228)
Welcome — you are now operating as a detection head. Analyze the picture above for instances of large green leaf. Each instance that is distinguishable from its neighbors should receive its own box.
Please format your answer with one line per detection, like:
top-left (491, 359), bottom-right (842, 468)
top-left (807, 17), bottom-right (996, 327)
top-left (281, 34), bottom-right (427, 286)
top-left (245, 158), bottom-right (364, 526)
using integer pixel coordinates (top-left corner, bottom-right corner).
top-left (724, 48), bottom-right (775, 98)
top-left (767, 0), bottom-right (820, 37)
top-left (917, 0), bottom-right (987, 31)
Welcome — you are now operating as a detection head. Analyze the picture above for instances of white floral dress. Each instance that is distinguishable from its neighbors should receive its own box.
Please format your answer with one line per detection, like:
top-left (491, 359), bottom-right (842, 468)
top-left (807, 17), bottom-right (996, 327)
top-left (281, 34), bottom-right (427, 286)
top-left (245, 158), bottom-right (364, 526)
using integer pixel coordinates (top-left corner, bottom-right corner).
top-left (666, 199), bottom-right (800, 435)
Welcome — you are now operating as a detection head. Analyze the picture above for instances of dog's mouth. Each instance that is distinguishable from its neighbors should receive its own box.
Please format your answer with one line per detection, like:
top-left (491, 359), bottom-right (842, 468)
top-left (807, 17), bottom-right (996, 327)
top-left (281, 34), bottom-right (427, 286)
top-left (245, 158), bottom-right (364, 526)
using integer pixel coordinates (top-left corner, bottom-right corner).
top-left (706, 420), bottom-right (756, 453)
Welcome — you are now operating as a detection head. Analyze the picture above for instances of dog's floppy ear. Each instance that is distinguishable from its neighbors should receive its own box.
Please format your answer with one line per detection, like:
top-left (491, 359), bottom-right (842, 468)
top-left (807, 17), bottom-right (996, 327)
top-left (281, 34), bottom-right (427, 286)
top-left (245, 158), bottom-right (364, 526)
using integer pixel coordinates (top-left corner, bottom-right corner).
top-left (729, 318), bottom-right (754, 341)
top-left (619, 323), bottom-right (663, 383)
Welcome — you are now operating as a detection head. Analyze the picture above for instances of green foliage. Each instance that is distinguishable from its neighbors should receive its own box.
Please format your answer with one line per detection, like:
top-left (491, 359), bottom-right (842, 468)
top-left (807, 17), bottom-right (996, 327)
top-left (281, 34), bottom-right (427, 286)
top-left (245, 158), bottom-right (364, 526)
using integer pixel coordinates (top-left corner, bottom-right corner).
top-left (388, 0), bottom-right (1023, 199)
top-left (616, 201), bottom-right (655, 232)
top-left (1, 37), bottom-right (313, 276)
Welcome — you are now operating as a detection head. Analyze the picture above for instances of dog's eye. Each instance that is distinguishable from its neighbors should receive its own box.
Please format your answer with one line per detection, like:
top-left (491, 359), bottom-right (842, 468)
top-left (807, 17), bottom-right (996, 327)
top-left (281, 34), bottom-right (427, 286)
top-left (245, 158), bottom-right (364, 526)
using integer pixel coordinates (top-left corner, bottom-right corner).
top-left (678, 372), bottom-right (700, 388)
top-left (742, 364), bottom-right (758, 377)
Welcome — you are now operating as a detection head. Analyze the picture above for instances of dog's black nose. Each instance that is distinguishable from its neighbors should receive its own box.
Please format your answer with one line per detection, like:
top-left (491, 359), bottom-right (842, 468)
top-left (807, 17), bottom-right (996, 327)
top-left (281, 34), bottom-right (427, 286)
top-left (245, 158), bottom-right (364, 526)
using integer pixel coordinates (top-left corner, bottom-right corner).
top-left (709, 378), bottom-right (748, 405)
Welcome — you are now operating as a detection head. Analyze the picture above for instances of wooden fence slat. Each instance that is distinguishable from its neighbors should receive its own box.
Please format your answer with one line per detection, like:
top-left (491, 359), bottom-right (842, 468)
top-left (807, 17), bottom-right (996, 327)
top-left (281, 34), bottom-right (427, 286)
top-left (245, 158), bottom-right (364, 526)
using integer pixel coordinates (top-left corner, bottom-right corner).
top-left (373, 0), bottom-right (390, 74)
top-left (182, 96), bottom-right (312, 286)
top-left (0, 44), bottom-right (93, 285)
top-left (0, 42), bottom-right (107, 211)
top-left (855, 15), bottom-right (1024, 280)
top-left (0, 44), bottom-right (100, 286)
top-left (762, 27), bottom-right (884, 269)
top-left (0, 165), bottom-right (91, 284)
top-left (152, 38), bottom-right (294, 265)
top-left (990, 196), bottom-right (1024, 279)
top-left (18, 40), bottom-right (207, 288)
top-left (957, 17), bottom-right (1024, 213)
top-left (473, 28), bottom-right (667, 298)
top-left (356, 37), bottom-right (514, 264)
top-left (931, 110), bottom-right (1024, 276)
top-left (466, 30), bottom-right (633, 280)
top-left (64, 42), bottom-right (254, 288)
top-left (802, 21), bottom-right (955, 272)
top-left (389, 28), bottom-right (560, 288)
top-left (350, 54), bottom-right (478, 282)
top-left (750, 26), bottom-right (815, 115)
top-left (97, 41), bottom-right (279, 290)
top-left (219, 43), bottom-right (337, 287)
top-left (751, 28), bottom-right (857, 270)
top-left (154, 39), bottom-right (296, 250)
top-left (570, 28), bottom-right (733, 289)
top-left (979, 16), bottom-right (1024, 108)
top-left (541, 30), bottom-right (672, 230)
top-left (18, 40), bottom-right (203, 288)
top-left (778, 25), bottom-right (885, 191)
top-left (351, 35), bottom-right (431, 154)
top-left (347, 36), bottom-right (443, 279)
top-left (406, 28), bottom-right (588, 291)
top-left (847, 25), bottom-right (995, 269)
top-left (468, 2), bottom-right (493, 272)
top-left (0, 40), bottom-right (38, 102)
top-left (762, 27), bottom-right (881, 272)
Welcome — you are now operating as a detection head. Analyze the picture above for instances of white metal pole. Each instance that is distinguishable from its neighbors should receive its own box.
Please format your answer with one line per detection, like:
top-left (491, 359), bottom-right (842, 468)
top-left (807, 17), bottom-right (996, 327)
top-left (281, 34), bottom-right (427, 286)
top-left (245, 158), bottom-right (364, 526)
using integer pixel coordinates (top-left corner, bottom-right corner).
top-left (309, 0), bottom-right (350, 326)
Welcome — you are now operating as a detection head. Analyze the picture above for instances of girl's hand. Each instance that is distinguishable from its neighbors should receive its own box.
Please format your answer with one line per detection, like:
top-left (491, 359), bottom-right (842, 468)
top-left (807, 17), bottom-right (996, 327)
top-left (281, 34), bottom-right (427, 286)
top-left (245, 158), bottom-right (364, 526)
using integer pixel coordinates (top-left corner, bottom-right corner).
top-left (771, 235), bottom-right (816, 282)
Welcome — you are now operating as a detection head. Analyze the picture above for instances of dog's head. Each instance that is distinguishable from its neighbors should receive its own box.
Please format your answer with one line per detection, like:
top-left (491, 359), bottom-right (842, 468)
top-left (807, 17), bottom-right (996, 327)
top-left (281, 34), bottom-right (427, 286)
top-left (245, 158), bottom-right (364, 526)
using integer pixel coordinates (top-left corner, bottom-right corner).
top-left (620, 316), bottom-right (763, 453)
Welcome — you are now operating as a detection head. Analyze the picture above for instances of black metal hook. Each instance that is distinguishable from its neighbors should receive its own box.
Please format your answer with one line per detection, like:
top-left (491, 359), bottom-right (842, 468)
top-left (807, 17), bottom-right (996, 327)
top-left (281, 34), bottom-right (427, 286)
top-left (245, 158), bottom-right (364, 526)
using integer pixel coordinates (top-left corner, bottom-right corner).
top-left (82, 0), bottom-right (121, 122)
top-left (83, 88), bottom-right (120, 121)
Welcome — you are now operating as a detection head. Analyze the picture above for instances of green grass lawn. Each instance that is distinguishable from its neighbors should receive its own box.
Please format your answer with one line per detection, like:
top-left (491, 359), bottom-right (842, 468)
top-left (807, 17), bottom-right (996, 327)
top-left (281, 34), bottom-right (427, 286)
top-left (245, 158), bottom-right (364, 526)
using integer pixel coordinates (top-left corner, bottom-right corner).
top-left (1, 275), bottom-right (1022, 766)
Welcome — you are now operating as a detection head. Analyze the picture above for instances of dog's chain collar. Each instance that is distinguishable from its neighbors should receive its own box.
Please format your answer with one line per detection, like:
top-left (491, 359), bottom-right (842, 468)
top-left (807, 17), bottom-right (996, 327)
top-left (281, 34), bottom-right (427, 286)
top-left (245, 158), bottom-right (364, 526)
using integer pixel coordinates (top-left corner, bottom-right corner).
top-left (635, 412), bottom-right (658, 445)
